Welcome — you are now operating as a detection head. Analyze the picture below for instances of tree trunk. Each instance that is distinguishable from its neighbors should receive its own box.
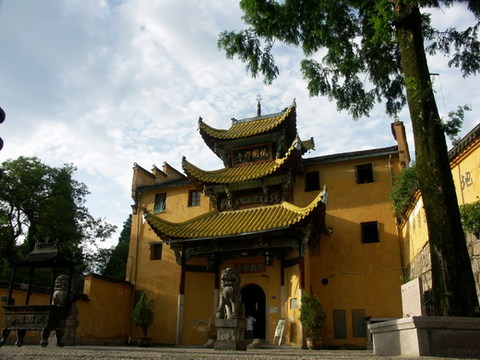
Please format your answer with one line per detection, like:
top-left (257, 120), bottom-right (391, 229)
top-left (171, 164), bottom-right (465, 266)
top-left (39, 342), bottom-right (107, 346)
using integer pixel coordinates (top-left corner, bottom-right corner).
top-left (394, 4), bottom-right (479, 316)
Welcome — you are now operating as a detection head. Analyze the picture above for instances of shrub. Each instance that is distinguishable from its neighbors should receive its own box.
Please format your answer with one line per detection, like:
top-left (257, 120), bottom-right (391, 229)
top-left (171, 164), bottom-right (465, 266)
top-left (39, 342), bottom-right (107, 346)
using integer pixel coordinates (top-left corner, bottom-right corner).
top-left (299, 293), bottom-right (326, 339)
top-left (132, 292), bottom-right (155, 338)
top-left (459, 200), bottom-right (480, 238)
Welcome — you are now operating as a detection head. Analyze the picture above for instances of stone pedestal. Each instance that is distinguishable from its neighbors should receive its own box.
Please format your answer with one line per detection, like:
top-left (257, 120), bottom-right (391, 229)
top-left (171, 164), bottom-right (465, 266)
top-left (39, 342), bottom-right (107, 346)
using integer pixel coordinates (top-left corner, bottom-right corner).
top-left (214, 319), bottom-right (246, 351)
top-left (368, 316), bottom-right (480, 357)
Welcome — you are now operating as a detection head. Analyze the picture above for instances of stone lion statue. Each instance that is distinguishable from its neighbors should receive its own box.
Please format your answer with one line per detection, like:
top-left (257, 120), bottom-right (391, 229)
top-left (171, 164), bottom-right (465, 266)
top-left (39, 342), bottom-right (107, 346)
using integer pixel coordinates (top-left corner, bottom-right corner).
top-left (216, 268), bottom-right (242, 320)
top-left (52, 275), bottom-right (69, 307)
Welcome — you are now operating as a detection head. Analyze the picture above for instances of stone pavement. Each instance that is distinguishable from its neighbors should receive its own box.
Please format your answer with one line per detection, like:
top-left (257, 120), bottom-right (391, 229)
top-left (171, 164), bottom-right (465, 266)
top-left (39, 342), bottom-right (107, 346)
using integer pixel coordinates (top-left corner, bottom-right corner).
top-left (1, 346), bottom-right (479, 360)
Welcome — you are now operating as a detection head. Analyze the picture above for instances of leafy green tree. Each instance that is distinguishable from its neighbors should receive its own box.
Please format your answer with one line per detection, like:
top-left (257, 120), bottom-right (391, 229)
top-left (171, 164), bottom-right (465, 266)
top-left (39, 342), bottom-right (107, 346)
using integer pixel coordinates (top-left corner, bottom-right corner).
top-left (459, 201), bottom-right (480, 239)
top-left (95, 214), bottom-right (131, 280)
top-left (132, 292), bottom-right (155, 338)
top-left (391, 163), bottom-right (418, 216)
top-left (299, 293), bottom-right (326, 339)
top-left (219, 0), bottom-right (480, 316)
top-left (0, 156), bottom-right (116, 280)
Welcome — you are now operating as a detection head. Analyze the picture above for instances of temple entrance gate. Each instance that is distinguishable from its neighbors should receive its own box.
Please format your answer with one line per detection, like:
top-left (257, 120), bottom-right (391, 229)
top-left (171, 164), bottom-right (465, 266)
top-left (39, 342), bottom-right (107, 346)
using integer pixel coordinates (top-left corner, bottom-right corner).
top-left (241, 284), bottom-right (266, 339)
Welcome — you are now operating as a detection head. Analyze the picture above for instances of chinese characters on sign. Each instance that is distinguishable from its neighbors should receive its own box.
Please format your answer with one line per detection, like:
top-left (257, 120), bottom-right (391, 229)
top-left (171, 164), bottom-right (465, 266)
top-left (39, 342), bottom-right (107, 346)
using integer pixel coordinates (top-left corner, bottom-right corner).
top-left (460, 171), bottom-right (473, 190)
top-left (232, 144), bottom-right (271, 166)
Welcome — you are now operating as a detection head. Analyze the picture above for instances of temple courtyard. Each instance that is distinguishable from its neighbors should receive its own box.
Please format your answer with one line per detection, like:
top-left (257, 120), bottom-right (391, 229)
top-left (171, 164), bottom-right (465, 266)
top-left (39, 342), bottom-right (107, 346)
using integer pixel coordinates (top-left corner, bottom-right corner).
top-left (0, 346), bottom-right (479, 360)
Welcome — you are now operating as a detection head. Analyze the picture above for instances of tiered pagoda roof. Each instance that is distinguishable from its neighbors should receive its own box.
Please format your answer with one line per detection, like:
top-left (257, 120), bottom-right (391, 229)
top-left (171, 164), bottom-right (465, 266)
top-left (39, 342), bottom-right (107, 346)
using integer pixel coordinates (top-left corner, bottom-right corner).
top-left (198, 103), bottom-right (314, 158)
top-left (182, 140), bottom-right (303, 184)
top-left (145, 189), bottom-right (327, 242)
top-left (142, 101), bottom-right (328, 258)
top-left (199, 106), bottom-right (295, 140)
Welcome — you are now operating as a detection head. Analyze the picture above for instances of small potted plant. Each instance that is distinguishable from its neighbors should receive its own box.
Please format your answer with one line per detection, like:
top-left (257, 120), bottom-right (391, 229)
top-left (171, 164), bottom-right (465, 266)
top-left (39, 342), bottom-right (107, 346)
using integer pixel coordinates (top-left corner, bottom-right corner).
top-left (299, 293), bottom-right (326, 350)
top-left (132, 292), bottom-right (155, 346)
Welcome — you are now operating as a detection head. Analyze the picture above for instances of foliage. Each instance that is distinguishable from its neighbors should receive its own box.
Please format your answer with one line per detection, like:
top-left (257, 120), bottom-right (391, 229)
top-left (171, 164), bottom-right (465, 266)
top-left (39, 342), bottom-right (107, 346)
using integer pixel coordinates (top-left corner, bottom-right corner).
top-left (0, 156), bottom-right (116, 281)
top-left (94, 214), bottom-right (132, 280)
top-left (299, 293), bottom-right (326, 339)
top-left (441, 104), bottom-right (471, 142)
top-left (459, 201), bottom-right (480, 238)
top-left (219, 0), bottom-right (480, 316)
top-left (391, 164), bottom-right (418, 216)
top-left (132, 292), bottom-right (155, 338)
top-left (219, 1), bottom-right (479, 119)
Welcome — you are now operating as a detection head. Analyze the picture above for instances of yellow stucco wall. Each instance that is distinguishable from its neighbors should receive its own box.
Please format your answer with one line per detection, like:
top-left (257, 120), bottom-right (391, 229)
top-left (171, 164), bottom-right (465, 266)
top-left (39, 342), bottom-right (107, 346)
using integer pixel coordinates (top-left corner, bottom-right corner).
top-left (284, 264), bottom-right (301, 345)
top-left (1, 275), bottom-right (133, 346)
top-left (76, 275), bottom-right (133, 344)
top-left (182, 271), bottom-right (215, 345)
top-left (127, 184), bottom-right (212, 344)
top-left (127, 150), bottom-right (405, 348)
top-left (299, 154), bottom-right (404, 347)
top-left (451, 141), bottom-right (480, 206)
top-left (401, 136), bottom-right (480, 269)
top-left (0, 288), bottom-right (50, 345)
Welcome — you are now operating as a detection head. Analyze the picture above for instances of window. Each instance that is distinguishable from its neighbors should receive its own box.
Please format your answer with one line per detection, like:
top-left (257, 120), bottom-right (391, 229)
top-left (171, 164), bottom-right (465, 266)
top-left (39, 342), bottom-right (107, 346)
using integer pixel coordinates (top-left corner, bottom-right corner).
top-left (361, 221), bottom-right (379, 243)
top-left (289, 298), bottom-right (298, 309)
top-left (355, 163), bottom-right (374, 183)
top-left (150, 243), bottom-right (163, 260)
top-left (153, 193), bottom-right (166, 214)
top-left (305, 171), bottom-right (320, 191)
top-left (333, 310), bottom-right (347, 339)
top-left (189, 190), bottom-right (201, 207)
top-left (352, 309), bottom-right (367, 337)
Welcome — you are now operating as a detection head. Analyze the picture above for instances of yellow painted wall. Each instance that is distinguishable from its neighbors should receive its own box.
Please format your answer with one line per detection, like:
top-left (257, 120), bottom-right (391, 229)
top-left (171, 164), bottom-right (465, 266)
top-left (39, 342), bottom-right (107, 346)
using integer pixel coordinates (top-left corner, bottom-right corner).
top-left (451, 141), bottom-right (480, 206)
top-left (128, 151), bottom-right (405, 347)
top-left (0, 288), bottom-right (50, 345)
top-left (401, 137), bottom-right (480, 269)
top-left (297, 154), bottom-right (404, 347)
top-left (0, 275), bottom-right (133, 346)
top-left (400, 195), bottom-right (429, 266)
top-left (182, 271), bottom-right (215, 345)
top-left (127, 185), bottom-right (212, 344)
top-left (76, 275), bottom-right (133, 344)
top-left (284, 264), bottom-right (300, 345)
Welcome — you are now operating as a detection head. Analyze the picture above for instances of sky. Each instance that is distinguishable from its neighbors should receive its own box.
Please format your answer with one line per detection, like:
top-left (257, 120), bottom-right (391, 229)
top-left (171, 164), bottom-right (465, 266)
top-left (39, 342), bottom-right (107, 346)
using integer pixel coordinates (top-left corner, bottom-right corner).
top-left (1, 0), bottom-right (479, 248)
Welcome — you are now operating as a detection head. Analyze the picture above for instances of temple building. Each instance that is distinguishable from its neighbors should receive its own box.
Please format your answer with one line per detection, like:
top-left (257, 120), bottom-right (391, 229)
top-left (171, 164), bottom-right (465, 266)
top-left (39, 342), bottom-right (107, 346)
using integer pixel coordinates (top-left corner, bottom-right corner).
top-left (127, 100), bottom-right (410, 347)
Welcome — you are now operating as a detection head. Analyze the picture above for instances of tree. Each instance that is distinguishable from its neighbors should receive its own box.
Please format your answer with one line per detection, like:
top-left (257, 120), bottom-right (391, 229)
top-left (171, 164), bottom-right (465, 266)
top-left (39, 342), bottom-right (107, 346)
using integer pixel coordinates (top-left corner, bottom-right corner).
top-left (459, 201), bottom-right (480, 239)
top-left (0, 156), bottom-right (116, 280)
top-left (299, 293), bottom-right (326, 340)
top-left (95, 214), bottom-right (131, 280)
top-left (132, 292), bottom-right (155, 339)
top-left (391, 163), bottom-right (418, 216)
top-left (218, 0), bottom-right (480, 316)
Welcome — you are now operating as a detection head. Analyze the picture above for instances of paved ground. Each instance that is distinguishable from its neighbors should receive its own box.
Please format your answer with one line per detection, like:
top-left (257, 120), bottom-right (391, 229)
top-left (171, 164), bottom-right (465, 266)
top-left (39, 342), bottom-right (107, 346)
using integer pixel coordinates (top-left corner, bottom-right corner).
top-left (0, 346), bottom-right (479, 360)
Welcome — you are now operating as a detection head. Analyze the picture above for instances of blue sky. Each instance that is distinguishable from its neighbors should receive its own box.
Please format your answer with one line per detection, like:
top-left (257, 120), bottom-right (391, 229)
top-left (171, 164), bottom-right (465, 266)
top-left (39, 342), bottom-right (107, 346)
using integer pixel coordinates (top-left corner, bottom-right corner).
top-left (1, 1), bottom-right (479, 247)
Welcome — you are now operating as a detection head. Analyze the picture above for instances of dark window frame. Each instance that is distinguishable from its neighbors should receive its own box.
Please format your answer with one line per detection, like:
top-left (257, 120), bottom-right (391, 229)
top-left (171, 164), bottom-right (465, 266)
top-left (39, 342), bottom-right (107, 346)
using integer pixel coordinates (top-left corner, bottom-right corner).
top-left (305, 171), bottom-right (321, 192)
top-left (352, 309), bottom-right (367, 338)
top-left (153, 193), bottom-right (166, 214)
top-left (150, 242), bottom-right (163, 260)
top-left (361, 221), bottom-right (379, 244)
top-left (355, 163), bottom-right (374, 184)
top-left (189, 190), bottom-right (201, 207)
top-left (333, 309), bottom-right (347, 339)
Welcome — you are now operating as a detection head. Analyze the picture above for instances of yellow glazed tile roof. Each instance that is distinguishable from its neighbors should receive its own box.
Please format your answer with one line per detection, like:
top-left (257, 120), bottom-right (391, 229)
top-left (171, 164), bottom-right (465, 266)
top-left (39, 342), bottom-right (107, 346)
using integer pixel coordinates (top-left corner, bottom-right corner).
top-left (182, 141), bottom-right (302, 184)
top-left (199, 106), bottom-right (294, 140)
top-left (145, 190), bottom-right (326, 241)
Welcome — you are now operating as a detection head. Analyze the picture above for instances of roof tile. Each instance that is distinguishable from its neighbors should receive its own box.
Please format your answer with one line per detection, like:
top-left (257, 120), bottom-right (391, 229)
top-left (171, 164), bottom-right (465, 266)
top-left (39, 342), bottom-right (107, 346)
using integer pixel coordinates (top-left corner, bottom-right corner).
top-left (145, 189), bottom-right (326, 241)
